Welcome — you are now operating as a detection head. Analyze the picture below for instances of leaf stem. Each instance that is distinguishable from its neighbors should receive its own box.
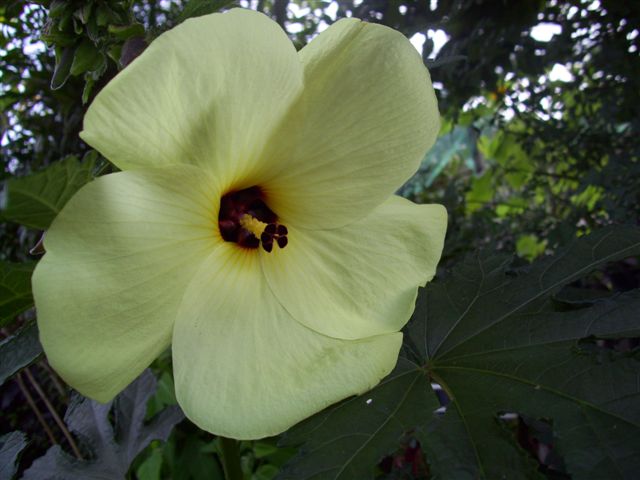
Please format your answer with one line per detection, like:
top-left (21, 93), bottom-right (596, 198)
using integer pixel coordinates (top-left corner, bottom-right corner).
top-left (16, 372), bottom-right (58, 447)
top-left (24, 366), bottom-right (84, 459)
top-left (218, 436), bottom-right (243, 480)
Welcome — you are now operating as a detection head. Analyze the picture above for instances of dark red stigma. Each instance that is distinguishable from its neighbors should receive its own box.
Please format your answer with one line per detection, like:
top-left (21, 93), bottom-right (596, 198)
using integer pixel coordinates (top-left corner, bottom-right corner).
top-left (218, 186), bottom-right (288, 252)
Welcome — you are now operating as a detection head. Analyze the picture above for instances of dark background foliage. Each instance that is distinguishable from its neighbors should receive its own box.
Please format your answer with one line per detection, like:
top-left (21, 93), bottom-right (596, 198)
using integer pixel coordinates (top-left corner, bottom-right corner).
top-left (1, 0), bottom-right (638, 478)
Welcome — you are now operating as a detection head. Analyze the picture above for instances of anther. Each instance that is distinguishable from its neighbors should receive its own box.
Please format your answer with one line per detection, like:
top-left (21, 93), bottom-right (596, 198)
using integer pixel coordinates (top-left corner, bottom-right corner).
top-left (261, 236), bottom-right (274, 253)
top-left (277, 236), bottom-right (288, 248)
top-left (258, 220), bottom-right (288, 253)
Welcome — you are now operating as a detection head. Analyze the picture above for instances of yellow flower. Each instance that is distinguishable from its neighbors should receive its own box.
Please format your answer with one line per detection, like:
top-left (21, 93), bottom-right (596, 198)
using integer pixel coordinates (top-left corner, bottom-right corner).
top-left (32, 9), bottom-right (446, 439)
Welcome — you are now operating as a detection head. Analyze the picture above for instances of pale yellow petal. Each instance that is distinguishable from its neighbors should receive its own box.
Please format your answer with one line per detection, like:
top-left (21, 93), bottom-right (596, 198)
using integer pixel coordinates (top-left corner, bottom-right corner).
top-left (33, 166), bottom-right (220, 401)
top-left (261, 196), bottom-right (447, 339)
top-left (260, 19), bottom-right (440, 229)
top-left (80, 9), bottom-right (302, 189)
top-left (173, 244), bottom-right (402, 439)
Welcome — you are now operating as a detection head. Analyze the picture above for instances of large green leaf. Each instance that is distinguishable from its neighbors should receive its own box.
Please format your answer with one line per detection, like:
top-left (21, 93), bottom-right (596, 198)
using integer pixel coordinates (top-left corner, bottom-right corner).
top-left (279, 226), bottom-right (640, 479)
top-left (1, 155), bottom-right (96, 230)
top-left (0, 261), bottom-right (35, 327)
top-left (278, 359), bottom-right (438, 479)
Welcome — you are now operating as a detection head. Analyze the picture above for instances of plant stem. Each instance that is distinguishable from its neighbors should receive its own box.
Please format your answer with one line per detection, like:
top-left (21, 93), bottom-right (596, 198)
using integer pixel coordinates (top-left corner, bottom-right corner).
top-left (218, 436), bottom-right (243, 480)
top-left (23, 367), bottom-right (83, 459)
top-left (16, 373), bottom-right (58, 447)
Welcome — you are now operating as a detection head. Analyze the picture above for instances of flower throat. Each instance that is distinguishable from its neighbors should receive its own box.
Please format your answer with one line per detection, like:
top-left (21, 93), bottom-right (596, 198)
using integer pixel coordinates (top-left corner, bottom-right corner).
top-left (218, 186), bottom-right (288, 252)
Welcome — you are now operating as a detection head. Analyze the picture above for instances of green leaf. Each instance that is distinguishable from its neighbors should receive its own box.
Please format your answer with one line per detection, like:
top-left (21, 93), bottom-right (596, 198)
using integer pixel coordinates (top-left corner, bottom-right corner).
top-left (74, 3), bottom-right (94, 25)
top-left (48, 0), bottom-right (68, 19)
top-left (0, 261), bottom-right (35, 327)
top-left (176, 0), bottom-right (237, 23)
top-left (465, 171), bottom-right (494, 214)
top-left (95, 4), bottom-right (121, 27)
top-left (108, 23), bottom-right (145, 40)
top-left (279, 226), bottom-right (640, 479)
top-left (0, 322), bottom-right (42, 386)
top-left (516, 233), bottom-right (547, 261)
top-left (0, 431), bottom-right (28, 480)
top-left (421, 226), bottom-right (640, 357)
top-left (81, 76), bottom-right (95, 104)
top-left (165, 436), bottom-right (224, 480)
top-left (1, 155), bottom-right (96, 230)
top-left (106, 44), bottom-right (123, 65)
top-left (278, 359), bottom-right (439, 479)
top-left (146, 371), bottom-right (177, 418)
top-left (253, 440), bottom-right (295, 466)
top-left (51, 45), bottom-right (76, 89)
top-left (255, 464), bottom-right (280, 480)
top-left (70, 39), bottom-right (103, 76)
top-left (136, 448), bottom-right (163, 480)
top-left (411, 226), bottom-right (640, 479)
top-left (22, 370), bottom-right (184, 480)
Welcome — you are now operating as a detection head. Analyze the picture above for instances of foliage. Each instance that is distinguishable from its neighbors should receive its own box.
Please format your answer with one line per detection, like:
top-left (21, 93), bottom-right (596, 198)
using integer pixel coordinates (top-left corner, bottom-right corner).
top-left (0, 322), bottom-right (42, 385)
top-left (0, 431), bottom-right (28, 480)
top-left (1, 153), bottom-right (97, 230)
top-left (278, 226), bottom-right (640, 479)
top-left (0, 261), bottom-right (35, 325)
top-left (21, 369), bottom-right (184, 480)
top-left (1, 0), bottom-right (638, 478)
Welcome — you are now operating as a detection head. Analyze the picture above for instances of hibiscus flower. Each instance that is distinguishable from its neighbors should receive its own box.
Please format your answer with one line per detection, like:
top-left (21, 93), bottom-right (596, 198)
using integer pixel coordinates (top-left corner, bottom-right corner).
top-left (33, 8), bottom-right (446, 439)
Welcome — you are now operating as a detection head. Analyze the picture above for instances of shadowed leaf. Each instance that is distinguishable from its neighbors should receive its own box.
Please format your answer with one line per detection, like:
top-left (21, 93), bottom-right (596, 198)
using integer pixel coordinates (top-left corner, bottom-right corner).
top-left (278, 359), bottom-right (439, 480)
top-left (0, 431), bottom-right (28, 480)
top-left (0, 322), bottom-right (42, 386)
top-left (22, 370), bottom-right (184, 480)
top-left (279, 226), bottom-right (640, 479)
top-left (0, 261), bottom-right (35, 327)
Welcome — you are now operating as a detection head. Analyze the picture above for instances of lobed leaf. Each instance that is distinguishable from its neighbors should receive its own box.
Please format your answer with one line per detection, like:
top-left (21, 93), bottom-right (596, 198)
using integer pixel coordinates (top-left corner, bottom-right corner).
top-left (279, 225), bottom-right (640, 479)
top-left (1, 155), bottom-right (96, 230)
top-left (278, 359), bottom-right (439, 480)
top-left (22, 370), bottom-right (184, 480)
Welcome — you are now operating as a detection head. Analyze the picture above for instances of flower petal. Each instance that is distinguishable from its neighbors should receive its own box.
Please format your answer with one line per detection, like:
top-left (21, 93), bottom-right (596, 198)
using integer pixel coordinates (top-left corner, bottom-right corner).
top-left (261, 196), bottom-right (447, 340)
top-left (33, 166), bottom-right (220, 402)
top-left (80, 9), bottom-right (302, 188)
top-left (172, 244), bottom-right (402, 439)
top-left (261, 18), bottom-right (440, 229)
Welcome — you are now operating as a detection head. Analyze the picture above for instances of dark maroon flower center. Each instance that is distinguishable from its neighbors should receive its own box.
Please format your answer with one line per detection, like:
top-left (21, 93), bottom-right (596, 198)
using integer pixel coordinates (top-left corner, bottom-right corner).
top-left (218, 186), bottom-right (288, 252)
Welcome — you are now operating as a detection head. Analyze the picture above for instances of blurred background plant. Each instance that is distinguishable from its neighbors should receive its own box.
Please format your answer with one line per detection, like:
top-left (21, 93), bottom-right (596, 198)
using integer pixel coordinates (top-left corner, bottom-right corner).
top-left (1, 0), bottom-right (638, 479)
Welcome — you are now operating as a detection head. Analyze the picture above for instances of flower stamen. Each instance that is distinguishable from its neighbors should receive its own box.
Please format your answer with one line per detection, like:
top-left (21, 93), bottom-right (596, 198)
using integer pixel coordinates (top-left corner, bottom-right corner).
top-left (218, 187), bottom-right (288, 252)
top-left (260, 222), bottom-right (288, 253)
top-left (239, 215), bottom-right (288, 253)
